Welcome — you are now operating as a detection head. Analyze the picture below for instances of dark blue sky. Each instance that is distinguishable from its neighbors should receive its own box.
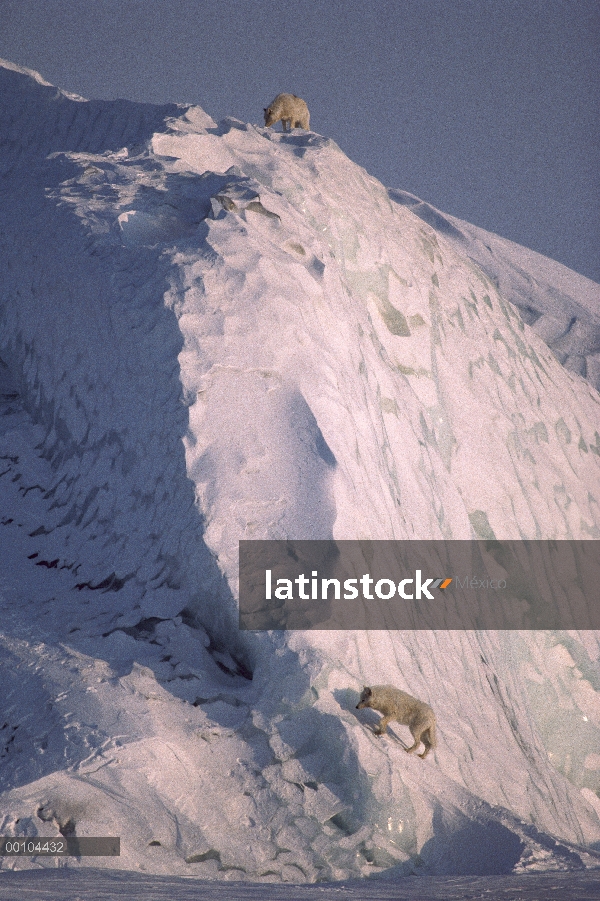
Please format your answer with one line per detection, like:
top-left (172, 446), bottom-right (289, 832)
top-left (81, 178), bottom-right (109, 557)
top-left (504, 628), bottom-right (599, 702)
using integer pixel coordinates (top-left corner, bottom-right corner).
top-left (2, 0), bottom-right (598, 281)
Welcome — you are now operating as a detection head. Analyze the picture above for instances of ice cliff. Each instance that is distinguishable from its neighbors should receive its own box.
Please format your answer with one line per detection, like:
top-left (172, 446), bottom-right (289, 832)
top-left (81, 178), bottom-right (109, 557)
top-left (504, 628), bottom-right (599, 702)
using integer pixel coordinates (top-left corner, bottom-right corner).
top-left (1, 59), bottom-right (600, 882)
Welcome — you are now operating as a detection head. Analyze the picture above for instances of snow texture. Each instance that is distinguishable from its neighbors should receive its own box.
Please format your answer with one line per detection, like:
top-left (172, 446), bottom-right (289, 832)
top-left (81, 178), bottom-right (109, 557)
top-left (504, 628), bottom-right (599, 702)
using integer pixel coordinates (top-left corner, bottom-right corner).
top-left (389, 190), bottom-right (600, 391)
top-left (0, 58), bottom-right (600, 888)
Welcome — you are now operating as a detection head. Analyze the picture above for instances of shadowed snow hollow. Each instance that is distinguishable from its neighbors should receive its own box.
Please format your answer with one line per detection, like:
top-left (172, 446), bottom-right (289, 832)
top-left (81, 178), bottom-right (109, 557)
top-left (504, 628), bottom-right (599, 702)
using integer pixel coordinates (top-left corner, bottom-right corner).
top-left (0, 59), bottom-right (599, 883)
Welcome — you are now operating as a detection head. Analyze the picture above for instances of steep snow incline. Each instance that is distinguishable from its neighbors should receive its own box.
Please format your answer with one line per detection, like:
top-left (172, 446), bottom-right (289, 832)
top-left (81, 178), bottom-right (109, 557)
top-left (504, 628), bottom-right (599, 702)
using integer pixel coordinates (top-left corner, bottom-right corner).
top-left (389, 190), bottom-right (600, 391)
top-left (149, 113), bottom-right (600, 552)
top-left (0, 60), bottom-right (600, 883)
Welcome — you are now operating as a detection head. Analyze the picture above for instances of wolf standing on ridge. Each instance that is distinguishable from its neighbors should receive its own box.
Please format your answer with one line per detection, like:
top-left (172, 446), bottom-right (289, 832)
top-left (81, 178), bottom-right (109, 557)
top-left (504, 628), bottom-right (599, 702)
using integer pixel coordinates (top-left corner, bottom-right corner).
top-left (356, 685), bottom-right (437, 759)
top-left (263, 93), bottom-right (310, 131)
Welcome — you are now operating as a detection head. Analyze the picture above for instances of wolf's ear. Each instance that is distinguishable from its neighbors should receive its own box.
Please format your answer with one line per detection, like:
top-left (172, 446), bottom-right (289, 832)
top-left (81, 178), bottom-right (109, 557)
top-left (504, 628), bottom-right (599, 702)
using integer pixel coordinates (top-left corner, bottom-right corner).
top-left (364, 686), bottom-right (372, 696)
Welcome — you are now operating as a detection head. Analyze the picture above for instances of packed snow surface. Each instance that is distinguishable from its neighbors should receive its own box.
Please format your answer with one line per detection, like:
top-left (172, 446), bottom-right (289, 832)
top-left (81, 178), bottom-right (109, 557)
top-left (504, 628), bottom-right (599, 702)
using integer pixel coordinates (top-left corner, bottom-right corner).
top-left (0, 59), bottom-right (600, 886)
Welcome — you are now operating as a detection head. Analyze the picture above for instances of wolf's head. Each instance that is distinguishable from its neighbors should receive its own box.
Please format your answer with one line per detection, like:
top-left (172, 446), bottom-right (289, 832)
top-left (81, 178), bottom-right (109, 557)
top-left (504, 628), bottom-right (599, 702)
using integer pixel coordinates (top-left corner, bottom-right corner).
top-left (264, 106), bottom-right (276, 127)
top-left (356, 686), bottom-right (373, 709)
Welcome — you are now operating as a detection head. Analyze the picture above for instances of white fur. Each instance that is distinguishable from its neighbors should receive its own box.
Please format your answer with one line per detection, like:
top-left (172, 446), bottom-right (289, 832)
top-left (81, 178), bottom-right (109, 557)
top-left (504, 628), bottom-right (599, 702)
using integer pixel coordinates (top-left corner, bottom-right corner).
top-left (356, 684), bottom-right (437, 759)
top-left (264, 94), bottom-right (310, 131)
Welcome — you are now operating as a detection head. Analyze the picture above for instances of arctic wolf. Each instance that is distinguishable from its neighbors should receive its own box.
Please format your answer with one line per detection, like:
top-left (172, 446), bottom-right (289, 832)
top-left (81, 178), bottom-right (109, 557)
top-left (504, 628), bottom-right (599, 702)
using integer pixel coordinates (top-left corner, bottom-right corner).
top-left (356, 685), bottom-right (437, 759)
top-left (263, 93), bottom-right (310, 131)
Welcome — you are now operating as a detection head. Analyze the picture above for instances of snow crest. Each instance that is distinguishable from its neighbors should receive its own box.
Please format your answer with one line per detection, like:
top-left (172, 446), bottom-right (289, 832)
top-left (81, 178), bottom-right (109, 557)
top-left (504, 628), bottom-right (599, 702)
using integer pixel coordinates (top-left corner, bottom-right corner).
top-left (1, 60), bottom-right (599, 883)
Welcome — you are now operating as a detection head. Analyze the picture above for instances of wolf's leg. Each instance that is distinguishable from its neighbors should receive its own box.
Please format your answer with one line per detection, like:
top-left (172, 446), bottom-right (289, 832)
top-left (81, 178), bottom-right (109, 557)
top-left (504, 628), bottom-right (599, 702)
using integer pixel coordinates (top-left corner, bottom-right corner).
top-left (406, 725), bottom-right (425, 754)
top-left (374, 715), bottom-right (392, 735)
top-left (418, 727), bottom-right (433, 758)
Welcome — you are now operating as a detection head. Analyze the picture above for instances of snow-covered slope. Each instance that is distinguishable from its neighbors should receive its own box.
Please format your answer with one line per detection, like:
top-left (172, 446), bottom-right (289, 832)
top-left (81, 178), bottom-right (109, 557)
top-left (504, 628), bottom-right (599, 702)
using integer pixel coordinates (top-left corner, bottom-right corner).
top-left (389, 190), bottom-right (600, 391)
top-left (0, 59), bottom-right (599, 883)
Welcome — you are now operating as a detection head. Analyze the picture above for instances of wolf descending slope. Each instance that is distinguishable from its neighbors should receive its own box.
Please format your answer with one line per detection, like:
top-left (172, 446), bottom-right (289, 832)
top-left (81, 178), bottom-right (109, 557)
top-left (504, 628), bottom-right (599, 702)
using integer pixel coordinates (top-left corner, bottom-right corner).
top-left (356, 685), bottom-right (437, 759)
top-left (263, 93), bottom-right (310, 131)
